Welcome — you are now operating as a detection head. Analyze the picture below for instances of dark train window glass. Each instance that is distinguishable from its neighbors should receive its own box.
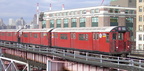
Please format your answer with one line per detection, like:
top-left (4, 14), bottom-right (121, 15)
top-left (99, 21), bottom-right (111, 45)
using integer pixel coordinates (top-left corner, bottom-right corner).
top-left (79, 34), bottom-right (85, 40)
top-left (71, 33), bottom-right (76, 39)
top-left (24, 34), bottom-right (28, 37)
top-left (60, 34), bottom-right (67, 39)
top-left (34, 34), bottom-right (38, 38)
top-left (118, 33), bottom-right (123, 40)
top-left (2, 33), bottom-right (4, 36)
top-left (93, 33), bottom-right (99, 40)
top-left (7, 33), bottom-right (11, 36)
top-left (106, 34), bottom-right (109, 42)
top-left (113, 33), bottom-right (117, 40)
top-left (79, 34), bottom-right (88, 40)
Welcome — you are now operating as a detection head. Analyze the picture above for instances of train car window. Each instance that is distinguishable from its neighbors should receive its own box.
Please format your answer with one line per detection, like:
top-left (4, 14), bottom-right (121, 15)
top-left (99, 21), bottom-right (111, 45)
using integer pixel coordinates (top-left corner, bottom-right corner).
top-left (60, 34), bottom-right (67, 39)
top-left (106, 34), bottom-right (109, 42)
top-left (24, 34), bottom-right (28, 37)
top-left (2, 33), bottom-right (4, 36)
top-left (79, 34), bottom-right (88, 40)
top-left (85, 34), bottom-right (88, 40)
top-left (79, 34), bottom-right (85, 40)
top-left (118, 33), bottom-right (123, 40)
top-left (34, 34), bottom-right (38, 38)
top-left (113, 33), bottom-right (117, 40)
top-left (30, 33), bottom-right (32, 37)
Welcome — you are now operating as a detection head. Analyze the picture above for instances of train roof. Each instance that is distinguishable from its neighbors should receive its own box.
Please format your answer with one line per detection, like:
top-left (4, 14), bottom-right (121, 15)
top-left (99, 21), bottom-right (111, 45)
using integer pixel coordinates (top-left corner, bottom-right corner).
top-left (0, 29), bottom-right (20, 32)
top-left (19, 28), bottom-right (53, 32)
top-left (51, 26), bottom-right (126, 32)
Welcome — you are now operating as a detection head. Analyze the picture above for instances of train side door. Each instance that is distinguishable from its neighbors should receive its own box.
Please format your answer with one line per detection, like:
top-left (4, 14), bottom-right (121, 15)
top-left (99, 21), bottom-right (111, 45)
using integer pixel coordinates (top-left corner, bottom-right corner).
top-left (92, 33), bottom-right (99, 51)
top-left (70, 32), bottom-right (76, 48)
top-left (111, 33), bottom-right (117, 52)
top-left (117, 33), bottom-right (125, 51)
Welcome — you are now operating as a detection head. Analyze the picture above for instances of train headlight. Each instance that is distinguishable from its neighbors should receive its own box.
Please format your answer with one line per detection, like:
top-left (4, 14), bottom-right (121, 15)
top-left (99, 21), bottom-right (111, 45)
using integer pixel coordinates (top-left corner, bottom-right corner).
top-left (116, 47), bottom-right (118, 49)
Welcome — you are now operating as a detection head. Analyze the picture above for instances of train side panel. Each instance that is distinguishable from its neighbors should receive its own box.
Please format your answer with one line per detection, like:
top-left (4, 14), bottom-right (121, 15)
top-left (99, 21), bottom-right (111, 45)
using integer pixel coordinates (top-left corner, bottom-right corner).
top-left (40, 32), bottom-right (50, 46)
top-left (72, 32), bottom-right (93, 50)
top-left (93, 32), bottom-right (110, 53)
top-left (30, 32), bottom-right (41, 45)
top-left (53, 32), bottom-right (71, 48)
top-left (21, 32), bottom-right (30, 44)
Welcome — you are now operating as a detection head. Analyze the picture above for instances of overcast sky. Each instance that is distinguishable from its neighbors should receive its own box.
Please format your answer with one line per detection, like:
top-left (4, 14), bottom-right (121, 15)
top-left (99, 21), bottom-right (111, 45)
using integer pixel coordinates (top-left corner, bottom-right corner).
top-left (0, 0), bottom-right (110, 24)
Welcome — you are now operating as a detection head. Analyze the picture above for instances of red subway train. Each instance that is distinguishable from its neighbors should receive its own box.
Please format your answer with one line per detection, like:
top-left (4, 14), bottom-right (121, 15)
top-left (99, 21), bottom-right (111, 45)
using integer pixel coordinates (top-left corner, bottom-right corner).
top-left (0, 26), bottom-right (131, 55)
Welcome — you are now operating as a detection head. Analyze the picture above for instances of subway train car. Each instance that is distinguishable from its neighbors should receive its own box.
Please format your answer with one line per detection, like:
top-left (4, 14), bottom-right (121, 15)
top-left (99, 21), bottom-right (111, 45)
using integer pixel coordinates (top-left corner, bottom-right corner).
top-left (0, 26), bottom-right (131, 55)
top-left (19, 29), bottom-right (53, 46)
top-left (0, 29), bottom-right (20, 43)
top-left (51, 26), bottom-right (131, 55)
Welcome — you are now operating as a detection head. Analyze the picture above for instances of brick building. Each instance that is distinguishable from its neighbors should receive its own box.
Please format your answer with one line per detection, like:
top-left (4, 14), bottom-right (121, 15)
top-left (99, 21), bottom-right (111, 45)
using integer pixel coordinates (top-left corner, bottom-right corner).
top-left (40, 6), bottom-right (136, 40)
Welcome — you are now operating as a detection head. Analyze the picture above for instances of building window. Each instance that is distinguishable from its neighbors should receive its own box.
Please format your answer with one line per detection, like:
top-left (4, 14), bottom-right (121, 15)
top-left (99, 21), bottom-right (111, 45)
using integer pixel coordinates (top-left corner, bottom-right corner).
top-left (139, 34), bottom-right (142, 40)
top-left (115, 9), bottom-right (119, 13)
top-left (109, 8), bottom-right (113, 13)
top-left (129, 0), bottom-right (132, 2)
top-left (64, 19), bottom-right (68, 28)
top-left (95, 9), bottom-right (99, 13)
top-left (139, 44), bottom-right (142, 50)
top-left (60, 34), bottom-right (67, 39)
top-left (139, 15), bottom-right (142, 22)
top-left (71, 18), bottom-right (77, 27)
top-left (143, 25), bottom-right (144, 31)
top-left (91, 17), bottom-right (98, 27)
top-left (143, 35), bottom-right (144, 41)
top-left (80, 18), bottom-right (86, 27)
top-left (50, 20), bottom-right (54, 28)
top-left (91, 9), bottom-right (95, 13)
top-left (56, 19), bottom-right (61, 28)
top-left (139, 25), bottom-right (142, 31)
top-left (110, 17), bottom-right (118, 26)
top-left (42, 21), bottom-right (46, 28)
top-left (83, 10), bottom-right (87, 14)
top-left (139, 0), bottom-right (142, 2)
top-left (139, 6), bottom-right (142, 12)
top-left (125, 10), bottom-right (129, 14)
top-left (129, 10), bottom-right (134, 14)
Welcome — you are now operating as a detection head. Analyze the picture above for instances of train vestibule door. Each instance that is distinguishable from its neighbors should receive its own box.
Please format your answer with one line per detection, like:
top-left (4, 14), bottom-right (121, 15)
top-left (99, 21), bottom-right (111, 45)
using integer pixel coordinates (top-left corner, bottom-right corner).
top-left (92, 33), bottom-right (99, 51)
top-left (70, 32), bottom-right (76, 48)
top-left (112, 32), bottom-right (125, 52)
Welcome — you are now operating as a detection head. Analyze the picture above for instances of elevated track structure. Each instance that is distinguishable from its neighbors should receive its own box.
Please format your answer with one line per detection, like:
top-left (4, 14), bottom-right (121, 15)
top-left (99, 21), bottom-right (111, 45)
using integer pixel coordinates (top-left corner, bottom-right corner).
top-left (0, 41), bottom-right (143, 71)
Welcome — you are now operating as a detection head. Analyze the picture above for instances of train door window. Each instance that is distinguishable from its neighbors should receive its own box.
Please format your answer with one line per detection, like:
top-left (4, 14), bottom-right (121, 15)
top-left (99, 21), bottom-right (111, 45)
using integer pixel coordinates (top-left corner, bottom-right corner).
top-left (106, 33), bottom-right (109, 42)
top-left (113, 33), bottom-right (117, 40)
top-left (93, 33), bottom-right (99, 40)
top-left (41, 33), bottom-right (43, 37)
top-left (71, 33), bottom-right (76, 39)
top-left (34, 34), bottom-right (38, 38)
top-left (30, 33), bottom-right (32, 37)
top-left (118, 33), bottom-right (123, 40)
